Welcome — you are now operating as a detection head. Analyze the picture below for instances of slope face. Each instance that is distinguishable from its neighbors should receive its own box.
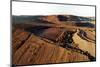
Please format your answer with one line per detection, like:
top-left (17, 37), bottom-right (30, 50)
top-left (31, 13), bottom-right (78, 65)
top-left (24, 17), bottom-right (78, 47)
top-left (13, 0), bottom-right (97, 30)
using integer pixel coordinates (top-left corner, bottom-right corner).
top-left (13, 29), bottom-right (89, 65)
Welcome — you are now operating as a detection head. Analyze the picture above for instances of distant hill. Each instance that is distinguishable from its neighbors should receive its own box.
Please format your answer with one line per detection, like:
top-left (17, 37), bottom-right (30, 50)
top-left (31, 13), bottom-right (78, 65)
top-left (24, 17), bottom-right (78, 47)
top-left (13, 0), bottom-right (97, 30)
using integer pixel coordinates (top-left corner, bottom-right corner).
top-left (13, 15), bottom-right (95, 28)
top-left (12, 15), bottom-right (95, 24)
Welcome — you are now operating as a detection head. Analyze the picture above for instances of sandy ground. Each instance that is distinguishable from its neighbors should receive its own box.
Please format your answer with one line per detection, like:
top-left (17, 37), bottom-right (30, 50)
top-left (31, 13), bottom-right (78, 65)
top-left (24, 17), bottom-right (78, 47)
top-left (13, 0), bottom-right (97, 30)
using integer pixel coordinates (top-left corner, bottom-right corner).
top-left (73, 29), bottom-right (95, 57)
top-left (12, 29), bottom-right (89, 65)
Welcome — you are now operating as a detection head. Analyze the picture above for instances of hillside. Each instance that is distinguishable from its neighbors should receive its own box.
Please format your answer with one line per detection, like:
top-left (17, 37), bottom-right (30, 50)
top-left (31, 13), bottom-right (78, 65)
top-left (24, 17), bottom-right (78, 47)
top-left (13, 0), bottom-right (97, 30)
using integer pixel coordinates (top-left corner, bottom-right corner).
top-left (12, 15), bottom-right (96, 65)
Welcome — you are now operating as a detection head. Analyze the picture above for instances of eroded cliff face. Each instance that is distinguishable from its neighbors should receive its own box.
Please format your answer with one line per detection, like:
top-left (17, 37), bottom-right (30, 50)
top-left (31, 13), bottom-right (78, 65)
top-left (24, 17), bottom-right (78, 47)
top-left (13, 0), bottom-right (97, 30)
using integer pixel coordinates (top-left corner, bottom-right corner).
top-left (12, 15), bottom-right (96, 65)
